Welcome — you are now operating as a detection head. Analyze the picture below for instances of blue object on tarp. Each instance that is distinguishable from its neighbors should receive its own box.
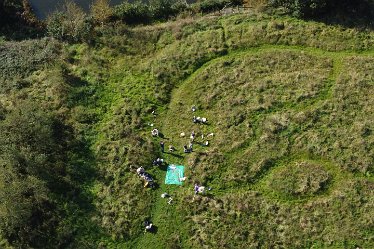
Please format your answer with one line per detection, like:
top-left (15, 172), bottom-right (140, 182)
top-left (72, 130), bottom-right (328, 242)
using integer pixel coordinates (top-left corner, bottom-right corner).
top-left (165, 165), bottom-right (184, 185)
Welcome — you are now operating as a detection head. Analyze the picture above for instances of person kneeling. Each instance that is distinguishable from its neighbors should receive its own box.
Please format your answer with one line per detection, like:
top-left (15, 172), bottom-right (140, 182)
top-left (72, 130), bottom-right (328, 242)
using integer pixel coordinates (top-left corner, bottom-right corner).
top-left (183, 145), bottom-right (190, 153)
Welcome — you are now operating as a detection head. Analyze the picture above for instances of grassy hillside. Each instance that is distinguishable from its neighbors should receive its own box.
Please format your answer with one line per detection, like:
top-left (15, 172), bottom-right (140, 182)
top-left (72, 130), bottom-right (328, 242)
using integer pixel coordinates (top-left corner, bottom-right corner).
top-left (0, 11), bottom-right (373, 248)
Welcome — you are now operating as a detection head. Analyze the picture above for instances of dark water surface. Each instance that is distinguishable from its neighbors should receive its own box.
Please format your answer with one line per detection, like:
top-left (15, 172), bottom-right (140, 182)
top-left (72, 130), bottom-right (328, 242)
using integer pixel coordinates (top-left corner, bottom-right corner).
top-left (29, 0), bottom-right (126, 19)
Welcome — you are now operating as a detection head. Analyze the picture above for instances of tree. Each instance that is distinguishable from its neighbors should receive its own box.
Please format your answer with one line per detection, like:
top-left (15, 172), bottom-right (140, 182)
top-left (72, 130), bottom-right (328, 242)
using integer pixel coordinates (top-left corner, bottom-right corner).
top-left (149, 0), bottom-right (175, 20)
top-left (113, 1), bottom-right (151, 24)
top-left (46, 11), bottom-right (66, 40)
top-left (91, 0), bottom-right (113, 26)
top-left (269, 0), bottom-right (327, 17)
top-left (269, 0), bottom-right (374, 19)
top-left (0, 167), bottom-right (51, 246)
top-left (47, 0), bottom-right (94, 42)
top-left (0, 0), bottom-right (21, 26)
top-left (0, 0), bottom-right (4, 22)
top-left (0, 102), bottom-right (59, 247)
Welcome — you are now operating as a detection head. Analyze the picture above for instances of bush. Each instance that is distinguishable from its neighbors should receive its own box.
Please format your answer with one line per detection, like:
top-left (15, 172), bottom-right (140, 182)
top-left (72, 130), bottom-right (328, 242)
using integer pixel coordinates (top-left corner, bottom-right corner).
top-left (149, 0), bottom-right (187, 20)
top-left (269, 0), bottom-right (374, 19)
top-left (192, 0), bottom-right (243, 13)
top-left (46, 1), bottom-right (94, 42)
top-left (0, 0), bottom-right (23, 25)
top-left (90, 0), bottom-right (113, 25)
top-left (0, 101), bottom-right (63, 247)
top-left (46, 12), bottom-right (66, 40)
top-left (113, 1), bottom-right (151, 25)
top-left (0, 168), bottom-right (53, 247)
top-left (269, 0), bottom-right (327, 17)
top-left (0, 38), bottom-right (60, 87)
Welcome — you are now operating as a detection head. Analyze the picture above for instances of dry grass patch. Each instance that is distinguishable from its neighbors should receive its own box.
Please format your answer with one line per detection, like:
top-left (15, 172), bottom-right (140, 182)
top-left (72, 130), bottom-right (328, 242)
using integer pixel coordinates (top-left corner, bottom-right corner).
top-left (267, 161), bottom-right (331, 199)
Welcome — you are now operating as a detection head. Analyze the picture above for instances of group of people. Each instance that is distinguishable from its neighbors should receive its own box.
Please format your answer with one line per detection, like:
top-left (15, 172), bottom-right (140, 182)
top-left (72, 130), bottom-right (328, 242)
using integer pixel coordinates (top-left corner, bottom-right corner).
top-left (141, 105), bottom-right (213, 233)
top-left (151, 128), bottom-right (159, 137)
top-left (183, 143), bottom-right (193, 153)
top-left (160, 129), bottom-right (212, 154)
top-left (183, 131), bottom-right (195, 153)
top-left (137, 156), bottom-right (165, 188)
top-left (136, 166), bottom-right (155, 188)
top-left (194, 183), bottom-right (207, 195)
top-left (193, 116), bottom-right (208, 124)
top-left (152, 157), bottom-right (164, 167)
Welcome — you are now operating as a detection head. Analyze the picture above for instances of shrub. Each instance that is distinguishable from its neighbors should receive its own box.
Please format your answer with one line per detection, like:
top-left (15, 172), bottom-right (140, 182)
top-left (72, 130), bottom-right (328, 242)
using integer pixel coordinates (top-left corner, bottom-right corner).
top-left (269, 0), bottom-right (328, 17)
top-left (0, 38), bottom-right (60, 87)
top-left (0, 101), bottom-right (64, 247)
top-left (195, 0), bottom-right (230, 13)
top-left (193, 0), bottom-right (243, 13)
top-left (0, 168), bottom-right (53, 248)
top-left (269, 0), bottom-right (374, 19)
top-left (90, 0), bottom-right (113, 25)
top-left (149, 0), bottom-right (187, 20)
top-left (46, 1), bottom-right (94, 42)
top-left (0, 0), bottom-right (23, 25)
top-left (46, 12), bottom-right (66, 40)
top-left (113, 1), bottom-right (151, 25)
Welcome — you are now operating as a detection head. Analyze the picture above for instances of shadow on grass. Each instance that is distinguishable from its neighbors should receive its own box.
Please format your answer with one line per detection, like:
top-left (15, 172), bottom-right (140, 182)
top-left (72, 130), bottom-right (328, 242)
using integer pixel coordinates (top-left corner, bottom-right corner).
top-left (203, 193), bottom-right (215, 199)
top-left (65, 137), bottom-right (103, 231)
top-left (158, 132), bottom-right (166, 139)
top-left (55, 68), bottom-right (109, 246)
top-left (0, 22), bottom-right (44, 41)
top-left (146, 225), bottom-right (158, 234)
top-left (301, 4), bottom-right (374, 31)
top-left (46, 116), bottom-right (107, 248)
top-left (63, 70), bottom-right (88, 88)
top-left (164, 151), bottom-right (185, 159)
top-left (146, 181), bottom-right (159, 190)
top-left (309, 15), bottom-right (374, 31)
top-left (195, 141), bottom-right (210, 148)
top-left (157, 163), bottom-right (168, 171)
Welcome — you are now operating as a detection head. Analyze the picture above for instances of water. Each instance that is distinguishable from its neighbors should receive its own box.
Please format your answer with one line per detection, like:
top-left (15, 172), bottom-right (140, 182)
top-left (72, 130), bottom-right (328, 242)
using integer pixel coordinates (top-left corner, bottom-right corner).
top-left (29, 0), bottom-right (125, 19)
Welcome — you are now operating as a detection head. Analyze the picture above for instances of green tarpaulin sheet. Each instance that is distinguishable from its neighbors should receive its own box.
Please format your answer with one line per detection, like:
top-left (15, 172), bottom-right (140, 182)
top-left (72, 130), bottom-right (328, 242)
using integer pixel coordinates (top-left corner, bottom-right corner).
top-left (165, 165), bottom-right (184, 185)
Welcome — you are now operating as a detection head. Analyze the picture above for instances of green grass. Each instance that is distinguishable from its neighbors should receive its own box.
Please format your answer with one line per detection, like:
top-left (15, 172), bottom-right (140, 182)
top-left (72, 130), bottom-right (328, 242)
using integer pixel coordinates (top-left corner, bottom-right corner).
top-left (68, 13), bottom-right (374, 248)
top-left (1, 11), bottom-right (373, 248)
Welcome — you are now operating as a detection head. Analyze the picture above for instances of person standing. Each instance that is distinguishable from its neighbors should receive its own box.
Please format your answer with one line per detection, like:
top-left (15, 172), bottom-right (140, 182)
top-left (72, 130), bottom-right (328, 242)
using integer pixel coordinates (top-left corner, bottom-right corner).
top-left (190, 131), bottom-right (195, 141)
top-left (194, 183), bottom-right (199, 195)
top-left (189, 142), bottom-right (193, 152)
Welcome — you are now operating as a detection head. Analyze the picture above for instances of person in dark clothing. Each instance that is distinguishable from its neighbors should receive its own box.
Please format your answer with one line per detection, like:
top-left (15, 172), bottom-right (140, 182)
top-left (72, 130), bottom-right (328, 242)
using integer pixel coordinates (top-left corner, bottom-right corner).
top-left (190, 131), bottom-right (195, 141)
top-left (144, 220), bottom-right (153, 232)
top-left (194, 183), bottom-right (199, 194)
top-left (183, 145), bottom-right (189, 153)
